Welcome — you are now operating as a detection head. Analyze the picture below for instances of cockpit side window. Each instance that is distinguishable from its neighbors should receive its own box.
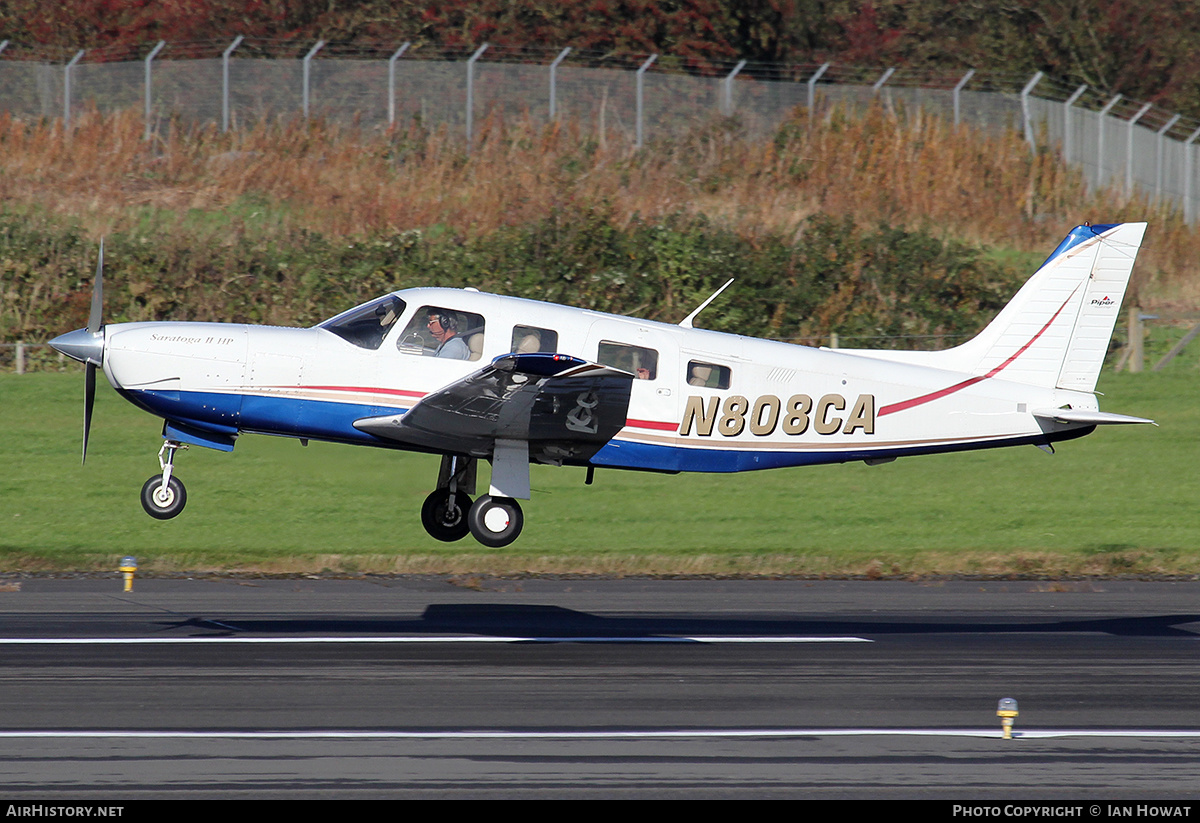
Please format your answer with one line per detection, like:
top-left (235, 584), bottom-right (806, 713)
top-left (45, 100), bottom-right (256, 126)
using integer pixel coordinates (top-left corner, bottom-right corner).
top-left (397, 305), bottom-right (486, 361)
top-left (511, 325), bottom-right (559, 354)
top-left (318, 295), bottom-right (406, 350)
top-left (687, 360), bottom-right (731, 389)
top-left (598, 341), bottom-right (658, 380)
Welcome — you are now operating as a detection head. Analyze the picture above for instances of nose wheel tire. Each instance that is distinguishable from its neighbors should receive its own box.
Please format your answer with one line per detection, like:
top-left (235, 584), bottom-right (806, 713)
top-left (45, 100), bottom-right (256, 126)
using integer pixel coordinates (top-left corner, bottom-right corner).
top-left (140, 474), bottom-right (187, 520)
top-left (467, 495), bottom-right (523, 548)
top-left (421, 489), bottom-right (473, 542)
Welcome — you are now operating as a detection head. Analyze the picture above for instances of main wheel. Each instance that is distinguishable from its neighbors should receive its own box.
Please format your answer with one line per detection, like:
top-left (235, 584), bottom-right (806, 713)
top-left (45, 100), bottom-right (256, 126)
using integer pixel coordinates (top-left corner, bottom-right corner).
top-left (140, 474), bottom-right (187, 520)
top-left (467, 495), bottom-right (524, 548)
top-left (421, 489), bottom-right (473, 542)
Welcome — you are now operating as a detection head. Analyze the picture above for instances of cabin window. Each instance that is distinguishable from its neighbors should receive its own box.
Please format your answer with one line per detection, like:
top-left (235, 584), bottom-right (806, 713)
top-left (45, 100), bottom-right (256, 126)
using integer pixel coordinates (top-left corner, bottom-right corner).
top-left (598, 341), bottom-right (658, 380)
top-left (687, 360), bottom-right (731, 389)
top-left (319, 295), bottom-right (406, 350)
top-left (511, 325), bottom-right (559, 354)
top-left (396, 306), bottom-right (486, 361)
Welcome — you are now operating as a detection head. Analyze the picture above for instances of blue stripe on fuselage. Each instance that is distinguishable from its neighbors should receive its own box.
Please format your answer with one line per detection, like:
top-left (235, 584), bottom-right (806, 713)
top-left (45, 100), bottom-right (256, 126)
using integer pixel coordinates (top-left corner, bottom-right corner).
top-left (125, 388), bottom-right (408, 448)
top-left (123, 388), bottom-right (1095, 470)
top-left (591, 426), bottom-right (1095, 473)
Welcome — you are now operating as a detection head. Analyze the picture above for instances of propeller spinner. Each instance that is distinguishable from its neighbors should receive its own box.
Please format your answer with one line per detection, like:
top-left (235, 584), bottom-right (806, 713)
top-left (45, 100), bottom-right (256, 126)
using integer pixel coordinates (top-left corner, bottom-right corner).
top-left (48, 239), bottom-right (105, 464)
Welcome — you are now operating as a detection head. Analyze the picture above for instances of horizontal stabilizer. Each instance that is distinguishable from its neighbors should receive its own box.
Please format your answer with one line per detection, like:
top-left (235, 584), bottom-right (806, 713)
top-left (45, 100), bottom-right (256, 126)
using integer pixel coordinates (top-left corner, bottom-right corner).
top-left (1033, 408), bottom-right (1156, 426)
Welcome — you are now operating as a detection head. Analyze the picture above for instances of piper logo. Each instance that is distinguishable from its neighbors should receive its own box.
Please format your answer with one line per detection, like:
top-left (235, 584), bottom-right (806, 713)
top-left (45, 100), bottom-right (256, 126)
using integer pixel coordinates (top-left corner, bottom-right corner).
top-left (1090, 295), bottom-right (1116, 307)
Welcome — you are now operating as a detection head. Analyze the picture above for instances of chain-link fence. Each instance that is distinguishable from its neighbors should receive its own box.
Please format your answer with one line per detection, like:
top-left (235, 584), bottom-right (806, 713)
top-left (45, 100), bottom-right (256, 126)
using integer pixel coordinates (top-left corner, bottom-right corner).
top-left (1, 39), bottom-right (1198, 216)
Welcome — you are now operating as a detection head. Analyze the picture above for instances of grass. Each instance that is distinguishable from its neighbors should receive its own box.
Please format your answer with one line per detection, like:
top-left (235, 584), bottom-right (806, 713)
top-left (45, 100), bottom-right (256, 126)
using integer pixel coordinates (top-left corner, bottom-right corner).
top-left (0, 366), bottom-right (1195, 577)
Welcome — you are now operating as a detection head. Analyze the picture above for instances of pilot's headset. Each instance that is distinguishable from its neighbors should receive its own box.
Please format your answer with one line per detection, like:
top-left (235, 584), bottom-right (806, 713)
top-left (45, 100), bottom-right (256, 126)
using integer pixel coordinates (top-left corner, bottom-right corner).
top-left (431, 311), bottom-right (459, 334)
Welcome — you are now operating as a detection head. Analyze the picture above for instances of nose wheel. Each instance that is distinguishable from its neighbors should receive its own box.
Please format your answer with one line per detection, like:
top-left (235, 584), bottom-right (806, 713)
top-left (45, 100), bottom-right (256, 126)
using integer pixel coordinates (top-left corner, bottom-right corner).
top-left (141, 474), bottom-right (187, 519)
top-left (467, 495), bottom-right (523, 548)
top-left (141, 440), bottom-right (187, 519)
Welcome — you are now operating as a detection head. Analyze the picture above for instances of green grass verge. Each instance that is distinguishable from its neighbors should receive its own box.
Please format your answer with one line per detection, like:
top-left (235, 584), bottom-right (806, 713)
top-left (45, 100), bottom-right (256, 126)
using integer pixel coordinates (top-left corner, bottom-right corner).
top-left (0, 368), bottom-right (1196, 577)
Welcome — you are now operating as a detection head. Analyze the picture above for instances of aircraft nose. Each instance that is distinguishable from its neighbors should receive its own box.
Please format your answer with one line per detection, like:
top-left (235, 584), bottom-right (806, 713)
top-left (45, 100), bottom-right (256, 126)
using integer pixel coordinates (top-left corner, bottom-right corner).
top-left (49, 327), bottom-right (104, 366)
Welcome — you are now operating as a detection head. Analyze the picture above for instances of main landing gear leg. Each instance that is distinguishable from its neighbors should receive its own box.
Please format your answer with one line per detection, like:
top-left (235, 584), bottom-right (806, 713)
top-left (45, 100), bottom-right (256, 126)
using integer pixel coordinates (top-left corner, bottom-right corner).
top-left (467, 439), bottom-right (528, 548)
top-left (140, 440), bottom-right (188, 519)
top-left (420, 454), bottom-right (475, 542)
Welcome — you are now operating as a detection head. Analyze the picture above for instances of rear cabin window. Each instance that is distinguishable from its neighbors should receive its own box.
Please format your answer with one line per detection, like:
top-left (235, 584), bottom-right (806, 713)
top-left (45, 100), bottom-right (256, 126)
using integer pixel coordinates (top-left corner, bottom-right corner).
top-left (511, 325), bottom-right (559, 354)
top-left (396, 306), bottom-right (486, 361)
top-left (687, 360), bottom-right (731, 389)
top-left (598, 341), bottom-right (658, 380)
top-left (319, 295), bottom-right (406, 350)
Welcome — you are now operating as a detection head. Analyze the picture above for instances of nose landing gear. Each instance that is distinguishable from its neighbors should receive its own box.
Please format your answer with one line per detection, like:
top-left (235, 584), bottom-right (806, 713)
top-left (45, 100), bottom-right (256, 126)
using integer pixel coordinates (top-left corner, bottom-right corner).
top-left (140, 440), bottom-right (188, 519)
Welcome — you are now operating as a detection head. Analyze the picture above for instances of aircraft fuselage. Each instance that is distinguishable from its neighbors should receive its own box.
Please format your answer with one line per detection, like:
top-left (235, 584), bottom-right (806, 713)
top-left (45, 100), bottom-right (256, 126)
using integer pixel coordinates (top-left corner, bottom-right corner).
top-left (101, 286), bottom-right (1097, 472)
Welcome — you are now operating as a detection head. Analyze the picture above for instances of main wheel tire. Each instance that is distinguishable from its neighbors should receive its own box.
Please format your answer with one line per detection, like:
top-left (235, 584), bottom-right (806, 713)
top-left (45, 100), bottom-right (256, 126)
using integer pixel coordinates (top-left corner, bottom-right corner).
top-left (421, 489), bottom-right (473, 542)
top-left (467, 495), bottom-right (523, 548)
top-left (140, 474), bottom-right (187, 520)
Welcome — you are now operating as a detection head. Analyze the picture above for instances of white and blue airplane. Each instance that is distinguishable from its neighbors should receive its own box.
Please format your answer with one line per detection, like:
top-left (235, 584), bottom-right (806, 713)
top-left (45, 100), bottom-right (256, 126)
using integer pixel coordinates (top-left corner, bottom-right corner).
top-left (51, 222), bottom-right (1152, 547)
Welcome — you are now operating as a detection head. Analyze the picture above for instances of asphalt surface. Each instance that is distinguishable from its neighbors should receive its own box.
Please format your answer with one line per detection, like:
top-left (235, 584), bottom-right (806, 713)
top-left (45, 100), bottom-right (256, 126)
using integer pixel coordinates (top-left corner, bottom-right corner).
top-left (1, 576), bottom-right (1199, 799)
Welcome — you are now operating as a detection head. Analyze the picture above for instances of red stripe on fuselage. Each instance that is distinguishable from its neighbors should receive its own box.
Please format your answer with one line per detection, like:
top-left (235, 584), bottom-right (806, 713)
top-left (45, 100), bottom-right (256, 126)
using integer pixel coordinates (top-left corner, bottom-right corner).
top-left (625, 418), bottom-right (678, 431)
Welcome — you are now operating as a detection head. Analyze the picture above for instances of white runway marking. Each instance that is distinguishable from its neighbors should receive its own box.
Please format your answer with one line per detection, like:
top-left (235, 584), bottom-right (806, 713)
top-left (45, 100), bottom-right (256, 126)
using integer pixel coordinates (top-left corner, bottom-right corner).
top-left (0, 635), bottom-right (872, 645)
top-left (0, 729), bottom-right (1196, 740)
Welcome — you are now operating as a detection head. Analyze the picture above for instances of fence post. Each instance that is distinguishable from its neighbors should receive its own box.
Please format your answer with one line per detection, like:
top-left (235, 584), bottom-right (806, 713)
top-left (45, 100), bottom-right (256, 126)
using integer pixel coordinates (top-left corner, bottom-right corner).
top-left (953, 69), bottom-right (975, 126)
top-left (722, 59), bottom-right (746, 116)
top-left (1062, 84), bottom-right (1087, 165)
top-left (1185, 127), bottom-right (1200, 224)
top-left (635, 54), bottom-right (657, 149)
top-left (143, 40), bottom-right (165, 142)
top-left (549, 47), bottom-right (571, 121)
top-left (466, 44), bottom-right (488, 148)
top-left (1097, 94), bottom-right (1122, 189)
top-left (1020, 71), bottom-right (1043, 151)
top-left (806, 63), bottom-right (829, 114)
top-left (1155, 114), bottom-right (1181, 203)
top-left (872, 67), bottom-right (895, 96)
top-left (1127, 306), bottom-right (1144, 373)
top-left (387, 43), bottom-right (410, 127)
top-left (1126, 103), bottom-right (1152, 197)
top-left (63, 50), bottom-right (84, 132)
top-left (302, 40), bottom-right (325, 120)
top-left (15, 342), bottom-right (24, 375)
top-left (222, 36), bottom-right (244, 133)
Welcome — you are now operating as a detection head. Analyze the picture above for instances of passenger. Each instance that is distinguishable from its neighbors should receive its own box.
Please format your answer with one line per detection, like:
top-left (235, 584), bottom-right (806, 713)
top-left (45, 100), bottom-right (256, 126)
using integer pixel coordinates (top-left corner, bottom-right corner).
top-left (426, 311), bottom-right (469, 360)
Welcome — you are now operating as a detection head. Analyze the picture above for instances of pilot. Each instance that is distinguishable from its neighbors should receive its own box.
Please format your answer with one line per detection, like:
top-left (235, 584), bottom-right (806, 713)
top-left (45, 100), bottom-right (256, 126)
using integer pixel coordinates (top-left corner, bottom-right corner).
top-left (426, 311), bottom-right (469, 359)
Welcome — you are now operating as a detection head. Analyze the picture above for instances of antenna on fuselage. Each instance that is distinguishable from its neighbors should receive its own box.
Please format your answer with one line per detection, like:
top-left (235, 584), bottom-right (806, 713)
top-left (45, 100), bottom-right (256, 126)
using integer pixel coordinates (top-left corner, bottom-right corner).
top-left (678, 278), bottom-right (735, 329)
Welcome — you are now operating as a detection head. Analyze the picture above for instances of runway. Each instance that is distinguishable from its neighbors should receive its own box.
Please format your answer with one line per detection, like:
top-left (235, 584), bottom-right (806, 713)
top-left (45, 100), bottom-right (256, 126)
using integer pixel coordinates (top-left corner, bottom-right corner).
top-left (1, 576), bottom-right (1199, 798)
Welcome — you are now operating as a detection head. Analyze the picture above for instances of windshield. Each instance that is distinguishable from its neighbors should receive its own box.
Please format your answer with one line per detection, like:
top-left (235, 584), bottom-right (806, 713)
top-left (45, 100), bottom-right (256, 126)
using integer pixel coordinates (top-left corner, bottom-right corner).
top-left (318, 295), bottom-right (407, 350)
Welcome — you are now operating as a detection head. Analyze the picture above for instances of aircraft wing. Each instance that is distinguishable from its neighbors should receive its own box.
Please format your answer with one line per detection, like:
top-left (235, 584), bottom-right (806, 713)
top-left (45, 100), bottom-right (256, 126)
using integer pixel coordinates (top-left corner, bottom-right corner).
top-left (352, 353), bottom-right (634, 463)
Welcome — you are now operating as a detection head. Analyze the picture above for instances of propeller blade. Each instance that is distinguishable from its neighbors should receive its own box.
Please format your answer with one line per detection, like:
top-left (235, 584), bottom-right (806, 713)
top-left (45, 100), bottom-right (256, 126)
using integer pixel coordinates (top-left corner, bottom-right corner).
top-left (83, 362), bottom-right (95, 465)
top-left (87, 238), bottom-right (104, 335)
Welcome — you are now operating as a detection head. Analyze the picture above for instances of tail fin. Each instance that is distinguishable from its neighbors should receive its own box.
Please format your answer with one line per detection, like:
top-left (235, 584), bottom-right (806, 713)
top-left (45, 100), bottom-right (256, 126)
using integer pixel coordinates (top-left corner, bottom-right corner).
top-left (943, 222), bottom-right (1146, 392)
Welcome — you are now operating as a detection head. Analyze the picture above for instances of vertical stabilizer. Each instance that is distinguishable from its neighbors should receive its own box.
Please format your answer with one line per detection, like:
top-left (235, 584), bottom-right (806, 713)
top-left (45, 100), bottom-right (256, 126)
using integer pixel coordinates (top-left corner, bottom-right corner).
top-left (950, 223), bottom-right (1146, 391)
